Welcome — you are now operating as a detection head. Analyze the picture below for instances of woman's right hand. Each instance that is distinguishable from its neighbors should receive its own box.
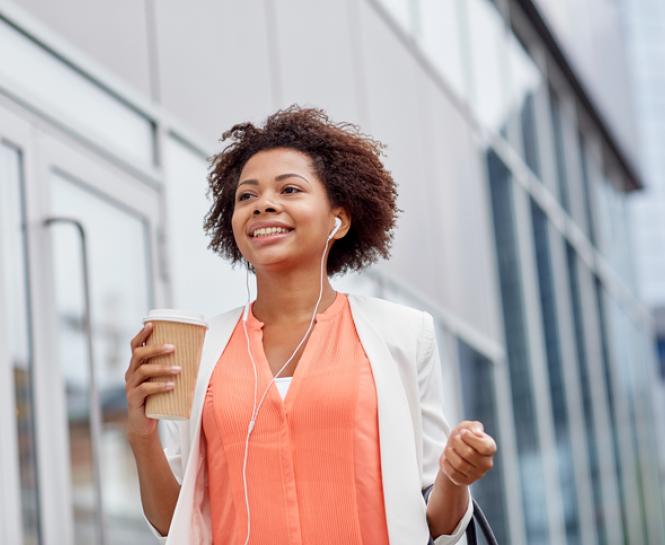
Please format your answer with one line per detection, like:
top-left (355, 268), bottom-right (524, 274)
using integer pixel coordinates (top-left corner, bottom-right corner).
top-left (124, 322), bottom-right (181, 440)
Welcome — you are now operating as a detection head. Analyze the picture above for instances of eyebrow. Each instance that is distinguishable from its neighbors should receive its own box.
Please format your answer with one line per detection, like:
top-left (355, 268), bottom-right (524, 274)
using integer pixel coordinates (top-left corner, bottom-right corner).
top-left (237, 173), bottom-right (311, 189)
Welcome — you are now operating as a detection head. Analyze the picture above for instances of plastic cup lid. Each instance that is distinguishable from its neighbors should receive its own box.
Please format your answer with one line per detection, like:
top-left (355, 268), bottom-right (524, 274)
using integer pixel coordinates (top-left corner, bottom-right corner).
top-left (142, 308), bottom-right (208, 328)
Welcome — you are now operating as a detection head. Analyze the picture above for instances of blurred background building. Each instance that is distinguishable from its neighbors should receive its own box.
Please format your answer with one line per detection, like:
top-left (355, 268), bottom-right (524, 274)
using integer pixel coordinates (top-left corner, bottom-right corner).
top-left (618, 0), bottom-right (665, 408)
top-left (0, 1), bottom-right (663, 544)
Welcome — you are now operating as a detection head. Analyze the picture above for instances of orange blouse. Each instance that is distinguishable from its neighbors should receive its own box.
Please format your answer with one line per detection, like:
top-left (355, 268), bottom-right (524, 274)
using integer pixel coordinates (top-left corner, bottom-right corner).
top-left (201, 291), bottom-right (390, 544)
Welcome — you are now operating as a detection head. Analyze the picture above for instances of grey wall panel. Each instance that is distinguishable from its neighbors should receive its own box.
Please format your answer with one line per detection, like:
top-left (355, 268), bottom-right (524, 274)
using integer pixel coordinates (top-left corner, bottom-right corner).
top-left (356, 1), bottom-right (437, 297)
top-left (13, 0), bottom-right (152, 96)
top-left (419, 69), bottom-right (503, 348)
top-left (153, 0), bottom-right (275, 144)
top-left (271, 0), bottom-right (363, 125)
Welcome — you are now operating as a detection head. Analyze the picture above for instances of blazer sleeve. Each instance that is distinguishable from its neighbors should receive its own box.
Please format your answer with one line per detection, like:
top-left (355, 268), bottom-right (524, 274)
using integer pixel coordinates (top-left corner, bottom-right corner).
top-left (418, 311), bottom-right (474, 545)
top-left (141, 419), bottom-right (186, 543)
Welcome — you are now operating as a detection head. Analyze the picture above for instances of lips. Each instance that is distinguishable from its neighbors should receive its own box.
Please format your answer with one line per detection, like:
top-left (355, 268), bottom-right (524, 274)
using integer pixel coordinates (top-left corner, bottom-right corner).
top-left (249, 229), bottom-right (294, 246)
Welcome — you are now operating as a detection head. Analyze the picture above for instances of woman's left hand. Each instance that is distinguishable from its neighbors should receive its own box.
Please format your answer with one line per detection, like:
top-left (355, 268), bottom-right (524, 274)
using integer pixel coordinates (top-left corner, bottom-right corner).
top-left (439, 420), bottom-right (497, 486)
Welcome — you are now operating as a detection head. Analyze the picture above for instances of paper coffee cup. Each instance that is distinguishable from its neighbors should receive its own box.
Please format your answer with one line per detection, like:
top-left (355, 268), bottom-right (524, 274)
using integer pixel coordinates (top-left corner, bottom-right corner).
top-left (142, 309), bottom-right (208, 420)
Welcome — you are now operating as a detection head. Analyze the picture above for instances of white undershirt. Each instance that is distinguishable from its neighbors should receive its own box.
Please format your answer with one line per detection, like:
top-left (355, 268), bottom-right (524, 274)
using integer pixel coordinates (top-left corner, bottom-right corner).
top-left (274, 376), bottom-right (292, 399)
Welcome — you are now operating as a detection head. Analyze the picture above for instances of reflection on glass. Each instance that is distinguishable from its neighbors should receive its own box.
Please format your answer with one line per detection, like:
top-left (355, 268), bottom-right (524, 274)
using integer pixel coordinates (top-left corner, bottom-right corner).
top-left (508, 29), bottom-right (543, 177)
top-left (50, 171), bottom-right (154, 544)
top-left (486, 149), bottom-right (549, 545)
top-left (1, 143), bottom-right (40, 544)
top-left (530, 200), bottom-right (580, 545)
top-left (457, 339), bottom-right (509, 544)
top-left (466, 0), bottom-right (511, 135)
top-left (565, 243), bottom-right (606, 545)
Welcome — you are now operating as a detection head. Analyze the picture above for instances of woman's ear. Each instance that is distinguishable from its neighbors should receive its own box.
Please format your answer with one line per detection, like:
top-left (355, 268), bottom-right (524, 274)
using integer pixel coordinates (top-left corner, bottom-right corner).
top-left (332, 207), bottom-right (351, 238)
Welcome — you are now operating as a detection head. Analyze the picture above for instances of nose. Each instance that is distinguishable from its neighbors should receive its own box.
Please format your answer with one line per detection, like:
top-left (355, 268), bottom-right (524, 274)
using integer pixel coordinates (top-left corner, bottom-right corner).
top-left (253, 193), bottom-right (279, 214)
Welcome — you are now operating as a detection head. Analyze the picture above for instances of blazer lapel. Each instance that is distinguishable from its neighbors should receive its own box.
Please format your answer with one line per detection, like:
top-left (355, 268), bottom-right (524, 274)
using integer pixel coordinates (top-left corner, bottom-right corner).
top-left (166, 307), bottom-right (243, 545)
top-left (347, 293), bottom-right (430, 544)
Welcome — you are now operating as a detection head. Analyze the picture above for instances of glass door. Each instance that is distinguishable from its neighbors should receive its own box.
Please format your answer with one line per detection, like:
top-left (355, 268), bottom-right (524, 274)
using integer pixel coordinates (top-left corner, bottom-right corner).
top-left (0, 97), bottom-right (167, 545)
top-left (36, 130), bottom-right (165, 545)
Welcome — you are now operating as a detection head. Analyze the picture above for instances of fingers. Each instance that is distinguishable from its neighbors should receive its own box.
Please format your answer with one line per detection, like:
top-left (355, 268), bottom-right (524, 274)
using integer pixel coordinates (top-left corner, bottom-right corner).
top-left (441, 455), bottom-right (467, 486)
top-left (130, 322), bottom-right (153, 350)
top-left (461, 429), bottom-right (497, 457)
top-left (126, 362), bottom-right (181, 389)
top-left (449, 438), bottom-right (480, 469)
top-left (441, 421), bottom-right (496, 486)
top-left (126, 380), bottom-right (176, 409)
top-left (126, 342), bottom-right (176, 379)
top-left (446, 444), bottom-right (475, 477)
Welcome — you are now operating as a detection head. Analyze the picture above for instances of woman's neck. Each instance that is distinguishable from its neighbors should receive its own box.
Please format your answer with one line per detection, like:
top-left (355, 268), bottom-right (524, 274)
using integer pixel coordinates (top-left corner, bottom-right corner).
top-left (251, 269), bottom-right (337, 326)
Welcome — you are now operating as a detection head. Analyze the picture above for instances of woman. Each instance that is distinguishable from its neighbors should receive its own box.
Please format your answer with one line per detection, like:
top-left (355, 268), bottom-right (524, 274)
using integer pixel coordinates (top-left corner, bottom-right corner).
top-left (125, 105), bottom-right (497, 545)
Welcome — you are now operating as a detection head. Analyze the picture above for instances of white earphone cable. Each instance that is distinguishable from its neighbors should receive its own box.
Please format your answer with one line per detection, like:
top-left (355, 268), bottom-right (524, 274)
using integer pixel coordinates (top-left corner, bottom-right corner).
top-left (240, 217), bottom-right (341, 545)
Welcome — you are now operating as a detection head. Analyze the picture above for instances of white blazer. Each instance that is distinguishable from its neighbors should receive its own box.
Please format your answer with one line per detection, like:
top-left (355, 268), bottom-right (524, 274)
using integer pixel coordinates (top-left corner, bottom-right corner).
top-left (142, 292), bottom-right (473, 544)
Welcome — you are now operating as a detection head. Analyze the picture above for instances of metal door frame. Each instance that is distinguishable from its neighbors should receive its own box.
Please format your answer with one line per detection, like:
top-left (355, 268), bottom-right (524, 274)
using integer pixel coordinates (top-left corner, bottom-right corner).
top-left (0, 101), bottom-right (34, 545)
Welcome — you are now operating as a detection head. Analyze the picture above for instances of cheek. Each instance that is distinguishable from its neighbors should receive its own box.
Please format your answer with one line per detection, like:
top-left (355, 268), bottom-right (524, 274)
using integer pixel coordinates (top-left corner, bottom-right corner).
top-left (230, 215), bottom-right (244, 245)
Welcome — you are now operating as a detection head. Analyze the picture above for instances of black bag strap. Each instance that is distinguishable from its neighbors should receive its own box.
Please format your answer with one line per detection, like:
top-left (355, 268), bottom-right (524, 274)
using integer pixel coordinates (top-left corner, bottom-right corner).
top-left (465, 498), bottom-right (499, 545)
top-left (423, 485), bottom-right (499, 545)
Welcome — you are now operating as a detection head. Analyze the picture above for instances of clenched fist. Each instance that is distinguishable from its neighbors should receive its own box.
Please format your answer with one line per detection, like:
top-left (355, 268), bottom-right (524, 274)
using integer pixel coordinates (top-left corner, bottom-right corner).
top-left (439, 420), bottom-right (497, 486)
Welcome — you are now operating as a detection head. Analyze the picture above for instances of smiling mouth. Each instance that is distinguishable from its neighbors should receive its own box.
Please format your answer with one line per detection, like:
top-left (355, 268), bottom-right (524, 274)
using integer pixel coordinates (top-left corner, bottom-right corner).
top-left (250, 228), bottom-right (295, 239)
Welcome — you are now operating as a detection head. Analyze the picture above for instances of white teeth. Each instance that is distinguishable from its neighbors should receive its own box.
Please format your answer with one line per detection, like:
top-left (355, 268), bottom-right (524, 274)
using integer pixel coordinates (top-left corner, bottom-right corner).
top-left (252, 227), bottom-right (292, 238)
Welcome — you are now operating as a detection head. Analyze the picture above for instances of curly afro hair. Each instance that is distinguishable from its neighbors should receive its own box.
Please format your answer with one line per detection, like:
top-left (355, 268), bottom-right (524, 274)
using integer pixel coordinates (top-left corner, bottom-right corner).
top-left (202, 104), bottom-right (402, 277)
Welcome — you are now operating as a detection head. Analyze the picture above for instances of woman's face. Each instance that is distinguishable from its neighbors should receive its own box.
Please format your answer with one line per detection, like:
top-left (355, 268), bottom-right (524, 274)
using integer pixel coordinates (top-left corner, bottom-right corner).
top-left (231, 147), bottom-right (345, 273)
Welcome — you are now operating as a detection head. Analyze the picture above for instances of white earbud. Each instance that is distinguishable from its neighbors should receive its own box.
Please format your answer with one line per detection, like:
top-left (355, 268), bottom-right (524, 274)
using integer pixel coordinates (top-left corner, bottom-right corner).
top-left (243, 220), bottom-right (340, 323)
top-left (327, 216), bottom-right (342, 241)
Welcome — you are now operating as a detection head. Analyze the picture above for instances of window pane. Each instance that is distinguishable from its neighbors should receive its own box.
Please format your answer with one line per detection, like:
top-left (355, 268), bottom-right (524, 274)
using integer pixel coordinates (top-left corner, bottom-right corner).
top-left (50, 171), bottom-right (155, 544)
top-left (548, 85), bottom-right (570, 212)
top-left (593, 277), bottom-right (631, 544)
top-left (486, 149), bottom-right (549, 544)
top-left (507, 30), bottom-right (543, 177)
top-left (565, 243), bottom-right (606, 545)
top-left (1, 142), bottom-right (41, 544)
top-left (607, 298), bottom-right (649, 544)
top-left (576, 131), bottom-right (597, 244)
top-left (530, 201), bottom-right (581, 545)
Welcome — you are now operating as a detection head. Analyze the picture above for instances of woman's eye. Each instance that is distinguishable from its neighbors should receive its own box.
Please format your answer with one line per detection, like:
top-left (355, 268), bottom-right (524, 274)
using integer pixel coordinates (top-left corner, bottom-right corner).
top-left (237, 186), bottom-right (300, 201)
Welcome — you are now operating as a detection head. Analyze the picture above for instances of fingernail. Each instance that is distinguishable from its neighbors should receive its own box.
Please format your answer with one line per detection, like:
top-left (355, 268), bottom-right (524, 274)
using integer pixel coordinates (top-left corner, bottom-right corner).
top-left (164, 344), bottom-right (175, 351)
top-left (165, 382), bottom-right (175, 388)
top-left (170, 366), bottom-right (182, 373)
